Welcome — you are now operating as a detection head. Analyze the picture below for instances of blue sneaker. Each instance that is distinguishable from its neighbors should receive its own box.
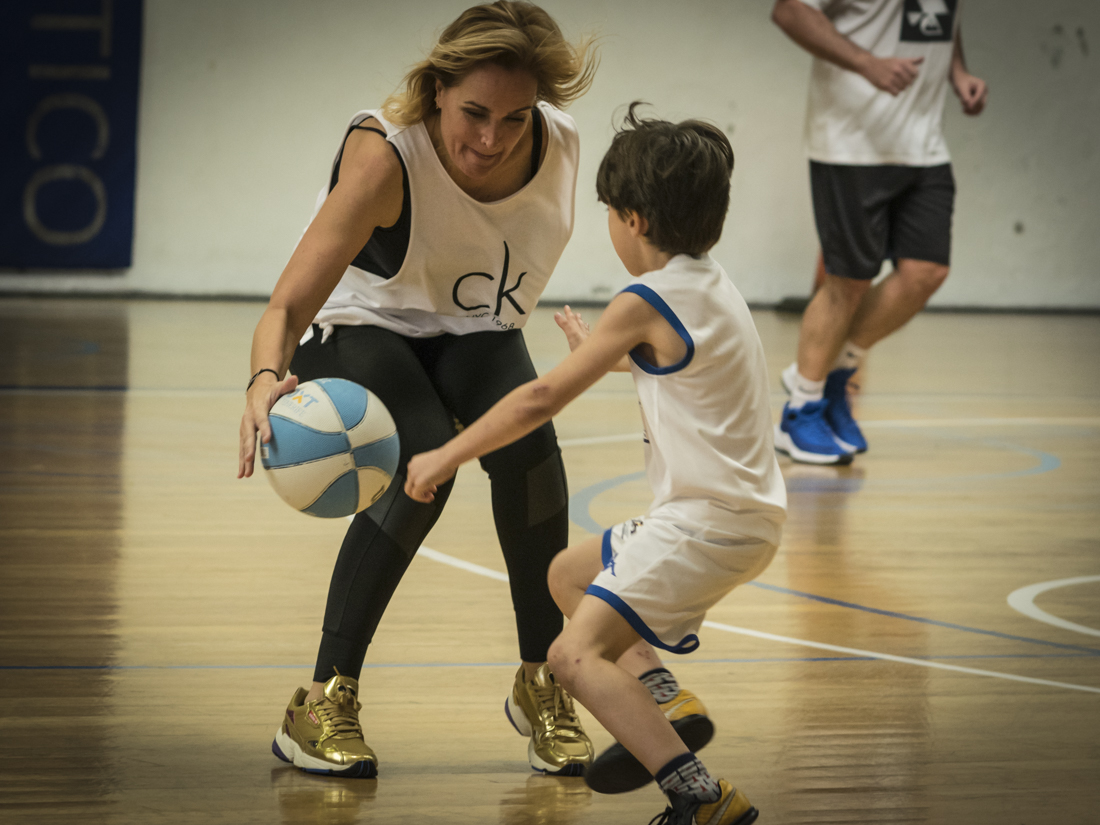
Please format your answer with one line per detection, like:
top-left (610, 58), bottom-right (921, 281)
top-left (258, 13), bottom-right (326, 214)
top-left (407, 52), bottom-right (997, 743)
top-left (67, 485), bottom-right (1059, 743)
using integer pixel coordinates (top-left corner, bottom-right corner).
top-left (774, 400), bottom-right (853, 465)
top-left (823, 368), bottom-right (867, 453)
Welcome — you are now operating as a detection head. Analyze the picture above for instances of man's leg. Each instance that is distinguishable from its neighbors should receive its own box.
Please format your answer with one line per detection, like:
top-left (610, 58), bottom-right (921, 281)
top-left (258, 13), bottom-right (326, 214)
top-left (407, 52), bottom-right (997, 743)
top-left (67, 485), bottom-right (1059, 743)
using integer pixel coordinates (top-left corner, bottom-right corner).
top-left (775, 272), bottom-right (870, 464)
top-left (795, 273), bottom-right (872, 382)
top-left (848, 258), bottom-right (950, 349)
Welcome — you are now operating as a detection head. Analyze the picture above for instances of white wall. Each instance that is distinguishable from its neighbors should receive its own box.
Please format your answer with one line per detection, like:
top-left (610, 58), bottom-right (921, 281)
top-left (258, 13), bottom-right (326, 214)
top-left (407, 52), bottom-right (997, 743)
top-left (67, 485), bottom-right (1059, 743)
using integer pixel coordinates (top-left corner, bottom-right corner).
top-left (1, 0), bottom-right (1097, 308)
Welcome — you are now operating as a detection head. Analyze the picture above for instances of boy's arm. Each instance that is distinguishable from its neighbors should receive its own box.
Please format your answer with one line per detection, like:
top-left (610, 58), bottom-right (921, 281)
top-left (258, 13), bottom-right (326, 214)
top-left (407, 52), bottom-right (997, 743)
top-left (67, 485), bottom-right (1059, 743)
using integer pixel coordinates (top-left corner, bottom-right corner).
top-left (405, 293), bottom-right (653, 502)
top-left (555, 305), bottom-right (632, 372)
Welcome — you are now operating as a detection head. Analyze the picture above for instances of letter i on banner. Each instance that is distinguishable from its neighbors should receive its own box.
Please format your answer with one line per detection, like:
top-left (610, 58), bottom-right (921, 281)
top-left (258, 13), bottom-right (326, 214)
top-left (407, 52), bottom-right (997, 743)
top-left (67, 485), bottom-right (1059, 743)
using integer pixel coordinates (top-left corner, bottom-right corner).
top-left (0, 1), bottom-right (143, 268)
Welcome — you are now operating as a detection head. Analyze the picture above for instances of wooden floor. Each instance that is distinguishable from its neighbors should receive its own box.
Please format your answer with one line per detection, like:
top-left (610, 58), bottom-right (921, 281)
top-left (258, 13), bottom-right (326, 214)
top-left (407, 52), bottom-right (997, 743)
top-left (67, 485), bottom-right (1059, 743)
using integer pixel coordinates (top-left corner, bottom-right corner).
top-left (1, 297), bottom-right (1098, 825)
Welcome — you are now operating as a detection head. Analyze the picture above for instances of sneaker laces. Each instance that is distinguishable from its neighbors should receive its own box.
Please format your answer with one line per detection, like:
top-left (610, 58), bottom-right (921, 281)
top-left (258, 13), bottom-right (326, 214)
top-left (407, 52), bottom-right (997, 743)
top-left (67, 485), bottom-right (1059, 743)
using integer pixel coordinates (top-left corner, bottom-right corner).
top-left (648, 791), bottom-right (704, 825)
top-left (313, 692), bottom-right (364, 744)
top-left (647, 803), bottom-right (694, 825)
top-left (531, 679), bottom-right (585, 737)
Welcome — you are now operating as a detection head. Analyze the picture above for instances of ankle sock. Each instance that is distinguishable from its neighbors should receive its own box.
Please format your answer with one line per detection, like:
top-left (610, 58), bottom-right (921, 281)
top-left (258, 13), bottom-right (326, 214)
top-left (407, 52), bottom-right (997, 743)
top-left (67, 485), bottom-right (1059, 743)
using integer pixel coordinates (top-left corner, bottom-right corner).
top-left (656, 752), bottom-right (721, 803)
top-left (782, 362), bottom-right (825, 409)
top-left (834, 341), bottom-right (867, 372)
top-left (639, 667), bottom-right (681, 704)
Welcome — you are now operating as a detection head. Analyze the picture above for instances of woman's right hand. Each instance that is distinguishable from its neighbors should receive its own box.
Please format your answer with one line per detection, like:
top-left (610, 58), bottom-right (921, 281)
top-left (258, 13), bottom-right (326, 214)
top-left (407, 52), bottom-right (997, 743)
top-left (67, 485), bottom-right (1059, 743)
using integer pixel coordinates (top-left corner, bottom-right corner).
top-left (238, 372), bottom-right (299, 479)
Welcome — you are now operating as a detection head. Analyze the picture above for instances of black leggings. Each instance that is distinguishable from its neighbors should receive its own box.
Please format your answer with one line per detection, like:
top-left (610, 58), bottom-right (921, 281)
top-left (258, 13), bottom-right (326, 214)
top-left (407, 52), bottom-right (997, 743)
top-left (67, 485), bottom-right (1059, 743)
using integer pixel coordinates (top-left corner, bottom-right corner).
top-left (290, 324), bottom-right (568, 682)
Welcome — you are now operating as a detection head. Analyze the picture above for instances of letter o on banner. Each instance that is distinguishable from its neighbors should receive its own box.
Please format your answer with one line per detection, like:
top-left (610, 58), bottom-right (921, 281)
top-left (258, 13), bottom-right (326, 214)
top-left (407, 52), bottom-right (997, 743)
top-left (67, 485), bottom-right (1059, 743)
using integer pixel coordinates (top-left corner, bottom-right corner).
top-left (23, 164), bottom-right (108, 246)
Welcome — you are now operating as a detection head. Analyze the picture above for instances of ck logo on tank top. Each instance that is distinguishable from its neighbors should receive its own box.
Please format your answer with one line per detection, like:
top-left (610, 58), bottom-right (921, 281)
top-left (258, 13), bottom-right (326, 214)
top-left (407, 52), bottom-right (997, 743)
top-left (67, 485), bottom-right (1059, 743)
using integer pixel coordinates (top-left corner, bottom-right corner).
top-left (900, 0), bottom-right (956, 42)
top-left (451, 241), bottom-right (529, 326)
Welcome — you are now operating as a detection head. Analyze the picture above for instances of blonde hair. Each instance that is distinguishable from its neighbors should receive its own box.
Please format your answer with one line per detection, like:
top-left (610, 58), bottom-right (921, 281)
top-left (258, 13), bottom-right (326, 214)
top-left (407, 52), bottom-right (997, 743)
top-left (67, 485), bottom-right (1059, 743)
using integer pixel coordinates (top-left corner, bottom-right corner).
top-left (382, 1), bottom-right (598, 127)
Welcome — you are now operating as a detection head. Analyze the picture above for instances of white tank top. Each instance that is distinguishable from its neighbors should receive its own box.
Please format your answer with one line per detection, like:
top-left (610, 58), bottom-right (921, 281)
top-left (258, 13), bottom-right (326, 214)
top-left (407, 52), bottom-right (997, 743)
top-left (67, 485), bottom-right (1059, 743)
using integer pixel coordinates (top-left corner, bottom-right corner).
top-left (310, 102), bottom-right (579, 338)
top-left (799, 0), bottom-right (960, 166)
top-left (625, 255), bottom-right (787, 545)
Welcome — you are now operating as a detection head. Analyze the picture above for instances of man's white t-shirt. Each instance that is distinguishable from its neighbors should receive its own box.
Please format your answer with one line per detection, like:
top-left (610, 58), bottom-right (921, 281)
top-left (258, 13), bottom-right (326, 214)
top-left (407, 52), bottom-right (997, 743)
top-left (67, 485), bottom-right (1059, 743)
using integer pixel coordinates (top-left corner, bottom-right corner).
top-left (799, 0), bottom-right (960, 166)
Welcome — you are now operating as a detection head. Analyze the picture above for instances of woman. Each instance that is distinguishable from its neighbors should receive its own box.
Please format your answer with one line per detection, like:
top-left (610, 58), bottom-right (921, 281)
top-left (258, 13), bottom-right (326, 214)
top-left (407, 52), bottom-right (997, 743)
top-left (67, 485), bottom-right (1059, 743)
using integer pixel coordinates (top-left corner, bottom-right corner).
top-left (237, 1), bottom-right (598, 779)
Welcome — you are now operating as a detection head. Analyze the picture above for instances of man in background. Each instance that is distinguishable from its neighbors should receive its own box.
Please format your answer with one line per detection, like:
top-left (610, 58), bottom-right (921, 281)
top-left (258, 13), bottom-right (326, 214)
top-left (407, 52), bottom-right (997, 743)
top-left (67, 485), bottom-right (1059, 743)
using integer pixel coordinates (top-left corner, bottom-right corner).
top-left (772, 0), bottom-right (987, 464)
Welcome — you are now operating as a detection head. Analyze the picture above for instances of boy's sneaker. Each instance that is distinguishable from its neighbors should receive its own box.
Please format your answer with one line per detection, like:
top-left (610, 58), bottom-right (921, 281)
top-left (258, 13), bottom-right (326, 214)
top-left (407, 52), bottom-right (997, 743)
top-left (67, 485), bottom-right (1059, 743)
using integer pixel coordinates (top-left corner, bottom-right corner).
top-left (774, 400), bottom-right (854, 465)
top-left (823, 367), bottom-right (867, 453)
top-left (271, 673), bottom-right (378, 778)
top-left (586, 689), bottom-right (714, 794)
top-left (506, 663), bottom-right (594, 776)
top-left (651, 780), bottom-right (758, 825)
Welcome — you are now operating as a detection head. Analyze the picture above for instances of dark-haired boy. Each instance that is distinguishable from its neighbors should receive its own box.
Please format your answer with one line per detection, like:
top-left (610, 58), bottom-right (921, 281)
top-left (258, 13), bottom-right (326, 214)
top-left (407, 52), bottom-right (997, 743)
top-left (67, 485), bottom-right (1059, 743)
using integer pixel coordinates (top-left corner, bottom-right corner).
top-left (406, 105), bottom-right (785, 825)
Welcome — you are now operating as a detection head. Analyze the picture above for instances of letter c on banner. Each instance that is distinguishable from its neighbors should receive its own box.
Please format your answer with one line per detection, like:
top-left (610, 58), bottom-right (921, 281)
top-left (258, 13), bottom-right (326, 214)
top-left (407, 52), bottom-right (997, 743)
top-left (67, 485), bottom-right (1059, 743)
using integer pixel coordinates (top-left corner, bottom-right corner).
top-left (26, 93), bottom-right (110, 160)
top-left (23, 165), bottom-right (108, 246)
top-left (24, 94), bottom-right (110, 246)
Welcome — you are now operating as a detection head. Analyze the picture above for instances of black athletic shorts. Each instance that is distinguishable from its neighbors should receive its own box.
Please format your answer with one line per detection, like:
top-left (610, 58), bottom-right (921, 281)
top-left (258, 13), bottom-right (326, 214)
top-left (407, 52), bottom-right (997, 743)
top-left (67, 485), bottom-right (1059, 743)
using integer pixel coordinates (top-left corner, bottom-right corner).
top-left (810, 161), bottom-right (956, 280)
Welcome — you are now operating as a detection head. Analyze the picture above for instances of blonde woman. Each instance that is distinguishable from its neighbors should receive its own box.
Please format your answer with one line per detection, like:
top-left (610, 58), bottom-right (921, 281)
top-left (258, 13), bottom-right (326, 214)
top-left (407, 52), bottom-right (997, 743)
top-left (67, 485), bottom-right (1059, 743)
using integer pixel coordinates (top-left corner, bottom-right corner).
top-left (238, 1), bottom-right (597, 779)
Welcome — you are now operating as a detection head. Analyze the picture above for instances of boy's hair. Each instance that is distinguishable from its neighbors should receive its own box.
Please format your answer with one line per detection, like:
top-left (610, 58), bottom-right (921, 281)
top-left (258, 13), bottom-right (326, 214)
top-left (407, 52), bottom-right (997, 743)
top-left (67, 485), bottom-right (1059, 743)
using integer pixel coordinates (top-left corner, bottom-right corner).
top-left (596, 102), bottom-right (734, 256)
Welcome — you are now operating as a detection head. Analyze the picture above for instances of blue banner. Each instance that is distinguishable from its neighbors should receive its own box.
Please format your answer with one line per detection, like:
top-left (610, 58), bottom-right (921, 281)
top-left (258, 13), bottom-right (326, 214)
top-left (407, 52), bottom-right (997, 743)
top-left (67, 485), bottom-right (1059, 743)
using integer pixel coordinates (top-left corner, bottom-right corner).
top-left (0, 0), bottom-right (143, 269)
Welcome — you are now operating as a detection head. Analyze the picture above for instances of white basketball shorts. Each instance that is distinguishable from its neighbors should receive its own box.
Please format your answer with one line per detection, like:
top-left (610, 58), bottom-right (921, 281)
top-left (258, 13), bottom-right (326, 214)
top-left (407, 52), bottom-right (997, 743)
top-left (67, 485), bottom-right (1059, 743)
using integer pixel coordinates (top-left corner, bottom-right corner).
top-left (586, 515), bottom-right (777, 654)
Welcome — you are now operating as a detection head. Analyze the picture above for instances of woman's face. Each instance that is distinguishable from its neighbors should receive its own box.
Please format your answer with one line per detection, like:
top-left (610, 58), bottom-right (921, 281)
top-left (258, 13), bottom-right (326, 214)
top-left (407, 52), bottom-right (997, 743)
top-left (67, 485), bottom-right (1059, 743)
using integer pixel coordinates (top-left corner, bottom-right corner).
top-left (435, 63), bottom-right (538, 181)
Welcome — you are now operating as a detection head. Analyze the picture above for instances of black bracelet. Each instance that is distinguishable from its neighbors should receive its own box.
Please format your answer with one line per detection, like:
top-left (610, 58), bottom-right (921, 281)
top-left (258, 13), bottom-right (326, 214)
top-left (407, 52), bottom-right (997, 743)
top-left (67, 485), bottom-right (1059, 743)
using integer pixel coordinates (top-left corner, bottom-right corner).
top-left (246, 368), bottom-right (280, 392)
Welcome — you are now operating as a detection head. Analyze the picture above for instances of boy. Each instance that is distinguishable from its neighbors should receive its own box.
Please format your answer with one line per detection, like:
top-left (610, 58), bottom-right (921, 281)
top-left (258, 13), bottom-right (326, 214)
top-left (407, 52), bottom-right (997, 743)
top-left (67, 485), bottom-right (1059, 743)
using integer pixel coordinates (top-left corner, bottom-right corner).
top-left (406, 104), bottom-right (786, 825)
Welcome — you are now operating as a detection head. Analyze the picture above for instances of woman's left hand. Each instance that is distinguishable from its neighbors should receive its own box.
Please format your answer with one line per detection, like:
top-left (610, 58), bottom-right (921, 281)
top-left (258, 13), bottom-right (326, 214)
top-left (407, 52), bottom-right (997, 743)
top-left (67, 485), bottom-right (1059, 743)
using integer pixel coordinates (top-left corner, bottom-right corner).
top-left (405, 449), bottom-right (457, 503)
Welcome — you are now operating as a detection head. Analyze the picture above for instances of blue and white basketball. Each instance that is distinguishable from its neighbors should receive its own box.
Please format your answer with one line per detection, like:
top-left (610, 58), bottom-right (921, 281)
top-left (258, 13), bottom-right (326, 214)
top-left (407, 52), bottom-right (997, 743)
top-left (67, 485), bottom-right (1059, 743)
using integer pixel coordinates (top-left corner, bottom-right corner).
top-left (260, 378), bottom-right (400, 518)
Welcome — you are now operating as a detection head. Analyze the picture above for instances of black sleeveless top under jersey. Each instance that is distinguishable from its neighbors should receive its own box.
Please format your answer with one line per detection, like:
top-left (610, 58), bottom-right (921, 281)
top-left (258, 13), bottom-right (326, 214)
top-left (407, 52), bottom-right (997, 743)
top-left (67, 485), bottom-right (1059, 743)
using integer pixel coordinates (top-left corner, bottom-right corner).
top-left (328, 107), bottom-right (545, 280)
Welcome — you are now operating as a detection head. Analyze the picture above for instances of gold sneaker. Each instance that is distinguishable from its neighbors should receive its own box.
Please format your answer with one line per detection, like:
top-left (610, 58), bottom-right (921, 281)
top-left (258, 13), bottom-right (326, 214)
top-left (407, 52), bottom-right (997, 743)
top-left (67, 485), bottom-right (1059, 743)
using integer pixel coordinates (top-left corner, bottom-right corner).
top-left (271, 673), bottom-right (378, 778)
top-left (505, 663), bottom-right (594, 776)
top-left (586, 688), bottom-right (714, 794)
top-left (653, 779), bottom-right (758, 825)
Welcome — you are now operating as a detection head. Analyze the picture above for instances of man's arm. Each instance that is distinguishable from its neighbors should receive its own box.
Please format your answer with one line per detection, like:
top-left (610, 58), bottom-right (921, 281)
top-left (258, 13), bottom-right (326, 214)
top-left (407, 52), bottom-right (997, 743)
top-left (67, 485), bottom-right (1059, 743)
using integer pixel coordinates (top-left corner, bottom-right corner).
top-left (950, 30), bottom-right (988, 115)
top-left (771, 0), bottom-right (923, 95)
top-left (404, 293), bottom-right (655, 503)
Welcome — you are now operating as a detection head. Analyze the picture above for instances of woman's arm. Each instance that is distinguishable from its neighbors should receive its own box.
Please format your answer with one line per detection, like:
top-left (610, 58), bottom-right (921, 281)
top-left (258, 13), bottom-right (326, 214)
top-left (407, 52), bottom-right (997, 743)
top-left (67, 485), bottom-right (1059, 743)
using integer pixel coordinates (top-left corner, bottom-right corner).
top-left (405, 292), bottom-right (662, 502)
top-left (238, 128), bottom-right (404, 478)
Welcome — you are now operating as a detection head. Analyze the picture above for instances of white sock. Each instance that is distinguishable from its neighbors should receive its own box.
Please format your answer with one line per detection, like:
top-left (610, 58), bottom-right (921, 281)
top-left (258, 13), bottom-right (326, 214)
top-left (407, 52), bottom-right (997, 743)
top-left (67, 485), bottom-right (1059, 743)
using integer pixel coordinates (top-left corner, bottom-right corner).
top-left (783, 362), bottom-right (824, 409)
top-left (834, 341), bottom-right (868, 372)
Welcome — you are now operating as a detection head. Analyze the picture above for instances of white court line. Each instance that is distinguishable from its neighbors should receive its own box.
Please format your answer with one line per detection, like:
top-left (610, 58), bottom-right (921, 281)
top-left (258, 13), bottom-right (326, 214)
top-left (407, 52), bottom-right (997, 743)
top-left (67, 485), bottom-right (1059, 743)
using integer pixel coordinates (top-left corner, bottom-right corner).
top-left (417, 546), bottom-right (509, 582)
top-left (1007, 576), bottom-right (1100, 638)
top-left (701, 620), bottom-right (1100, 695)
top-left (559, 433), bottom-right (642, 447)
top-left (860, 417), bottom-right (1100, 429)
top-left (559, 418), bottom-right (1100, 448)
top-left (414, 545), bottom-right (1100, 695)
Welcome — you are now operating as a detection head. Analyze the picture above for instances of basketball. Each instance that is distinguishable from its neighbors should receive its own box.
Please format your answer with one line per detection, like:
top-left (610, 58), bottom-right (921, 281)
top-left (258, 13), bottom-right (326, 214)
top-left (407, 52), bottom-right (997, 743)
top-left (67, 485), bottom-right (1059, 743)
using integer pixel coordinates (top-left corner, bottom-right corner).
top-left (260, 378), bottom-right (400, 518)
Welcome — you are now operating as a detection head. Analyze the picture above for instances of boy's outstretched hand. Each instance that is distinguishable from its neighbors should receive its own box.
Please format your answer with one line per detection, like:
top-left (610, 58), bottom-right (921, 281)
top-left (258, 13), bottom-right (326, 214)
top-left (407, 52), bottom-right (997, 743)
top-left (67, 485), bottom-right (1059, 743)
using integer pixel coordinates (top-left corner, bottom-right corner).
top-left (405, 449), bottom-right (456, 503)
top-left (554, 305), bottom-right (591, 352)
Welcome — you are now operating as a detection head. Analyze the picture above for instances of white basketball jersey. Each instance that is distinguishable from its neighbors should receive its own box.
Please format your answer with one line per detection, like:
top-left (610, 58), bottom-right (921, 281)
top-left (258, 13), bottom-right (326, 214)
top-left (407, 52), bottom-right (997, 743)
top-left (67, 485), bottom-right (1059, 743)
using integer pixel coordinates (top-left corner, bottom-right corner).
top-left (625, 255), bottom-right (787, 545)
top-left (311, 103), bottom-right (579, 337)
top-left (799, 0), bottom-right (961, 165)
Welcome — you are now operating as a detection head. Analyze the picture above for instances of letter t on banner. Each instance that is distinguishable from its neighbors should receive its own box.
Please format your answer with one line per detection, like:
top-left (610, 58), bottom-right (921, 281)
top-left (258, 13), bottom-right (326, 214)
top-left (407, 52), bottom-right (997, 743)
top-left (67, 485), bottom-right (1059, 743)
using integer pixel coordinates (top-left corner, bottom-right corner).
top-left (0, 0), bottom-right (143, 269)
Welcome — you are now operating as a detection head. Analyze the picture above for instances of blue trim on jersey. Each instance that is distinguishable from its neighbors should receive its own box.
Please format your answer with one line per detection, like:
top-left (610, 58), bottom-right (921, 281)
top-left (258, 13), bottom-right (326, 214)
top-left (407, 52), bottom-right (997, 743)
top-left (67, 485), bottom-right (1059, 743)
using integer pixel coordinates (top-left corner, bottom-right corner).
top-left (620, 284), bottom-right (694, 374)
top-left (585, 584), bottom-right (701, 655)
top-left (601, 528), bottom-right (614, 569)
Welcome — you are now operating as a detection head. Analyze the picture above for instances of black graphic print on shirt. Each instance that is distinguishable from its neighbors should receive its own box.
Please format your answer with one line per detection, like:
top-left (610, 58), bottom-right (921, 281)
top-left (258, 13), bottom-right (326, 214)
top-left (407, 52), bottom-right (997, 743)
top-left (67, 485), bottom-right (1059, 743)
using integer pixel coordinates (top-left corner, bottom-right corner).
top-left (900, 0), bottom-right (957, 43)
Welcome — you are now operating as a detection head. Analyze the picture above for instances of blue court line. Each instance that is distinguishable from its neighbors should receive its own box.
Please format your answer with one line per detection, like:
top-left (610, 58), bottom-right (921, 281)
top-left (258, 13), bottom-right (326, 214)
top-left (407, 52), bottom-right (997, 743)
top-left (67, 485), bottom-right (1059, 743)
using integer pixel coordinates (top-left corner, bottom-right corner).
top-left (2, 650), bottom-right (1094, 671)
top-left (568, 470), bottom-right (645, 534)
top-left (568, 463), bottom-right (1100, 658)
top-left (747, 582), bottom-right (1100, 656)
